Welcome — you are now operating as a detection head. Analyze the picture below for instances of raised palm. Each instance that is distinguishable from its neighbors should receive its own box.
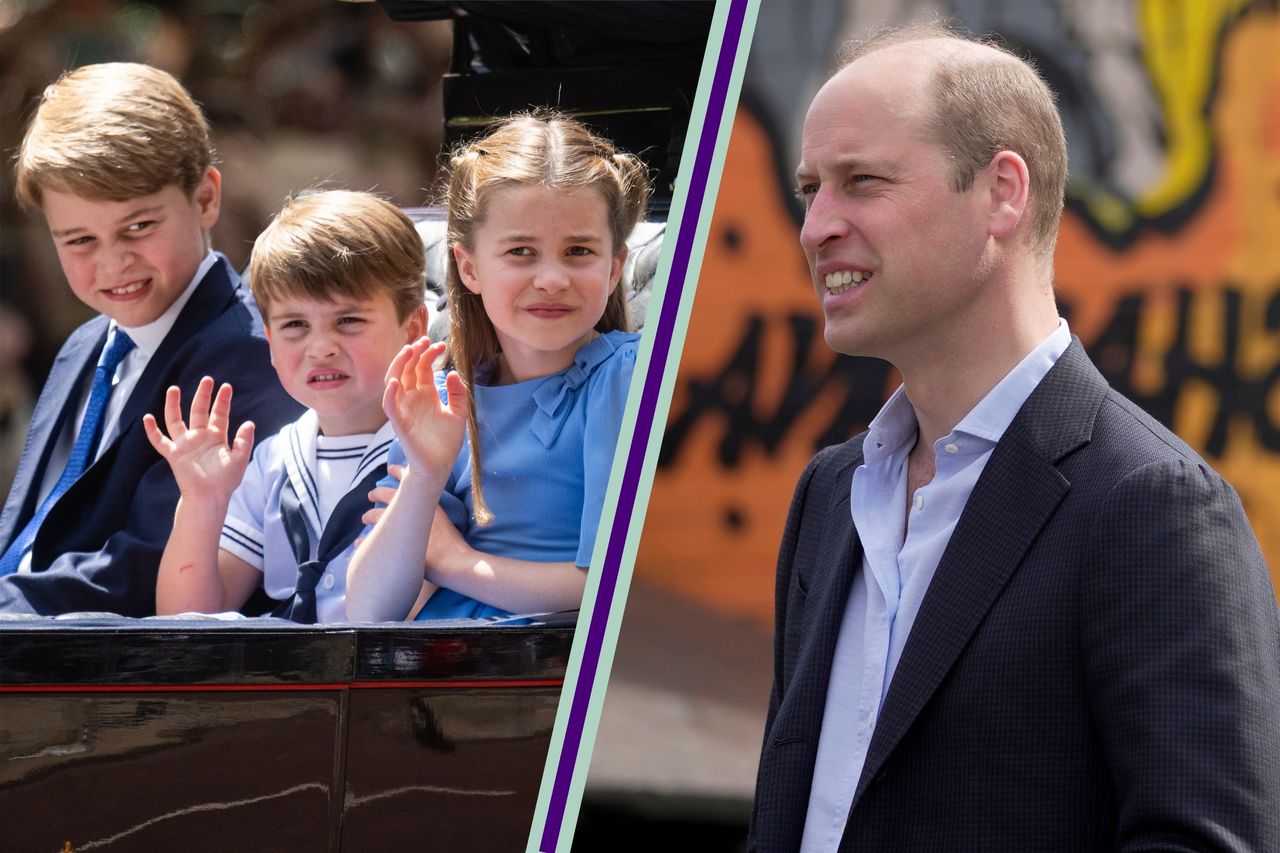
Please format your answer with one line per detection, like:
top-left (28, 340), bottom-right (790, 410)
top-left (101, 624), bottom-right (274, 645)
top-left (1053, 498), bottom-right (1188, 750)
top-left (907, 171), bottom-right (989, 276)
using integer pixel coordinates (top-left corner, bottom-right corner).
top-left (383, 336), bottom-right (469, 476)
top-left (143, 376), bottom-right (255, 500)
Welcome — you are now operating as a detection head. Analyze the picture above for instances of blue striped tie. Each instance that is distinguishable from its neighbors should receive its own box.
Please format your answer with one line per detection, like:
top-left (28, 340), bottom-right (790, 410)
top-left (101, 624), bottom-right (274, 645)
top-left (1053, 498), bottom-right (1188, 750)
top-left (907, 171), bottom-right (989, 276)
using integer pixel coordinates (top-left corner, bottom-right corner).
top-left (0, 329), bottom-right (136, 575)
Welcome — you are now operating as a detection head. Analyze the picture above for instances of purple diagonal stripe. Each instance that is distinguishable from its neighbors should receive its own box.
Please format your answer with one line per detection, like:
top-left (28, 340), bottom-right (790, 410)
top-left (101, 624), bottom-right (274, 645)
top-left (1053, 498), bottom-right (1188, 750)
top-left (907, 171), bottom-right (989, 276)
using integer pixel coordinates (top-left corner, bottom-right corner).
top-left (537, 1), bottom-right (751, 849)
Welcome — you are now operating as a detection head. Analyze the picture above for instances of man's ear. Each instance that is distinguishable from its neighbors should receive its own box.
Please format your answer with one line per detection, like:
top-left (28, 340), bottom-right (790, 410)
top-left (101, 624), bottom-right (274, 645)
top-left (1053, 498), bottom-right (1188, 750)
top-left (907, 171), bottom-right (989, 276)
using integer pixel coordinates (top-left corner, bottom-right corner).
top-left (985, 150), bottom-right (1030, 241)
top-left (453, 244), bottom-right (481, 295)
top-left (609, 243), bottom-right (629, 294)
top-left (194, 166), bottom-right (222, 230)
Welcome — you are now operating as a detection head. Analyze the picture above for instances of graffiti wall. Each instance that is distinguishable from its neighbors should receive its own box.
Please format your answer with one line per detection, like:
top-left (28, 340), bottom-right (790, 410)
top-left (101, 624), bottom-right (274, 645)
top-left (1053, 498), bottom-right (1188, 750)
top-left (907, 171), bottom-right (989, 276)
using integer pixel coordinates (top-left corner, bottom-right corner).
top-left (640, 0), bottom-right (1280, 626)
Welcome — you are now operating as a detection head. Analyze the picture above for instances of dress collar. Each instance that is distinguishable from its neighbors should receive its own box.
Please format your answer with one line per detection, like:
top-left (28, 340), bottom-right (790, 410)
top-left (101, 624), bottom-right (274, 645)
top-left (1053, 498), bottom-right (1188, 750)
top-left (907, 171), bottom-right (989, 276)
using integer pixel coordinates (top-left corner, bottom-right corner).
top-left (527, 331), bottom-right (637, 447)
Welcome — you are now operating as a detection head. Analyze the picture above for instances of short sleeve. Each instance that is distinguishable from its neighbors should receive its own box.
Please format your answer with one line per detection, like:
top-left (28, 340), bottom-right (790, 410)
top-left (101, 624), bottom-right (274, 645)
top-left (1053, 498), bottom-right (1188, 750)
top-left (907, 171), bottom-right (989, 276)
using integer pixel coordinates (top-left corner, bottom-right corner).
top-left (220, 435), bottom-right (275, 572)
top-left (576, 339), bottom-right (638, 567)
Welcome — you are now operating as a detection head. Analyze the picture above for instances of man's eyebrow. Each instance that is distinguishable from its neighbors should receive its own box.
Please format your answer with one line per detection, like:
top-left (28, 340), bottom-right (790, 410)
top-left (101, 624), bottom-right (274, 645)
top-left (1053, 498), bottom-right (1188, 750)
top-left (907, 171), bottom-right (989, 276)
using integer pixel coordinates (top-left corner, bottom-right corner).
top-left (50, 205), bottom-right (166, 238)
top-left (795, 155), bottom-right (887, 183)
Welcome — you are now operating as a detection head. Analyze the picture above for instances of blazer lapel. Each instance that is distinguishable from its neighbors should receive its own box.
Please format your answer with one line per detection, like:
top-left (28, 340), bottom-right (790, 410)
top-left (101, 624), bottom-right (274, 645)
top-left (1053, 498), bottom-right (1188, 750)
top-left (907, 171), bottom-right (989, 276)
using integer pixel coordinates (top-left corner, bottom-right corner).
top-left (0, 320), bottom-right (105, 544)
top-left (852, 340), bottom-right (1104, 805)
top-left (769, 445), bottom-right (865, 828)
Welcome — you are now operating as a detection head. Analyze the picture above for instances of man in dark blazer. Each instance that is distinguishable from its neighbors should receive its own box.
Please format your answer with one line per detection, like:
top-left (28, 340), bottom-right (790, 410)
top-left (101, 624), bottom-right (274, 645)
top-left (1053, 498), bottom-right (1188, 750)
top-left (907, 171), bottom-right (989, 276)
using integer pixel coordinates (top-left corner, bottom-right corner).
top-left (0, 255), bottom-right (301, 616)
top-left (750, 23), bottom-right (1280, 852)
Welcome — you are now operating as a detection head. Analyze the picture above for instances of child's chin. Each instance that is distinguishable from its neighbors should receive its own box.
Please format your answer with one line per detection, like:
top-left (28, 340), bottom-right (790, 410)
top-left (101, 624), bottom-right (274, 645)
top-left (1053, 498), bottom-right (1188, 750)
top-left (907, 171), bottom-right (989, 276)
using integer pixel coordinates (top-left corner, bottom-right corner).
top-left (100, 303), bottom-right (165, 328)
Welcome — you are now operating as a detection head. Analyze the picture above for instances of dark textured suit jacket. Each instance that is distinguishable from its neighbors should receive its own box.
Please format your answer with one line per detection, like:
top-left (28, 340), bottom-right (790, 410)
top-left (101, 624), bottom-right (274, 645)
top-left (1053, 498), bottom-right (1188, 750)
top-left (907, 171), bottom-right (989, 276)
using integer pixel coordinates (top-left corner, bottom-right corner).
top-left (0, 256), bottom-right (302, 616)
top-left (750, 341), bottom-right (1280, 851)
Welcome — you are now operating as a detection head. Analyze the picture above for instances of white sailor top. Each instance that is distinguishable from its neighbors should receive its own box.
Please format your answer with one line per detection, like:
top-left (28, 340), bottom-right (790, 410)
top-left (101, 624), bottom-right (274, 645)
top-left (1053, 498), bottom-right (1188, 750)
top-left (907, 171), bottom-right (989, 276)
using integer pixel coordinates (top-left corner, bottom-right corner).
top-left (220, 410), bottom-right (394, 623)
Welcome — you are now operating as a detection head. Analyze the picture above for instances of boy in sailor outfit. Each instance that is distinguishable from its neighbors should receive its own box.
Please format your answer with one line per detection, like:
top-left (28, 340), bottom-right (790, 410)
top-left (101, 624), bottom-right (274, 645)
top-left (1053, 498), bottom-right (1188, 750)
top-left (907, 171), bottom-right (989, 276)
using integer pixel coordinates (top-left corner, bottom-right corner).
top-left (145, 190), bottom-right (467, 623)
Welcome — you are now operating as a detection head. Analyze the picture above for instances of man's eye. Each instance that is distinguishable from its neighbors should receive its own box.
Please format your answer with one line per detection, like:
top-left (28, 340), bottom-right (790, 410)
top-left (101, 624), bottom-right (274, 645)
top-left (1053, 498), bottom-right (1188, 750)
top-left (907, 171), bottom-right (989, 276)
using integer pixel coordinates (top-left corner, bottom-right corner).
top-left (794, 183), bottom-right (818, 199)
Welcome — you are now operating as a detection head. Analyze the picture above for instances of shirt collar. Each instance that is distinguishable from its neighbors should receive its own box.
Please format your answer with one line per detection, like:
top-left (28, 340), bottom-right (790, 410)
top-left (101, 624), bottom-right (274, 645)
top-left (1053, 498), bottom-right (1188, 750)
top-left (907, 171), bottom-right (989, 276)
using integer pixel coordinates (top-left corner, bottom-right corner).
top-left (863, 384), bottom-right (919, 466)
top-left (951, 318), bottom-right (1071, 445)
top-left (862, 318), bottom-right (1072, 462)
top-left (110, 251), bottom-right (218, 358)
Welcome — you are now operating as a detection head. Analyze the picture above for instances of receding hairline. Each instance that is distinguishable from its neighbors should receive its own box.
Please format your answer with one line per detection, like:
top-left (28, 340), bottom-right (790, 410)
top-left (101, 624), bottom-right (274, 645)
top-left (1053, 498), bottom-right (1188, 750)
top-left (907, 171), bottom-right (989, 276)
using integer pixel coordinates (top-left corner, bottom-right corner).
top-left (833, 33), bottom-right (1027, 94)
top-left (835, 22), bottom-right (1021, 71)
top-left (802, 42), bottom-right (944, 162)
top-left (817, 33), bottom-right (1052, 169)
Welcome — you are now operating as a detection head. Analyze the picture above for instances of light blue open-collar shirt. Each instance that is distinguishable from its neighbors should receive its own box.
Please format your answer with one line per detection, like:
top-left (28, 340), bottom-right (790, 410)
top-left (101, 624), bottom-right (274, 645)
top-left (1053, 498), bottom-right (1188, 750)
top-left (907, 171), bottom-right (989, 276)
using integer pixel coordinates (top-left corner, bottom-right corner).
top-left (799, 318), bottom-right (1073, 853)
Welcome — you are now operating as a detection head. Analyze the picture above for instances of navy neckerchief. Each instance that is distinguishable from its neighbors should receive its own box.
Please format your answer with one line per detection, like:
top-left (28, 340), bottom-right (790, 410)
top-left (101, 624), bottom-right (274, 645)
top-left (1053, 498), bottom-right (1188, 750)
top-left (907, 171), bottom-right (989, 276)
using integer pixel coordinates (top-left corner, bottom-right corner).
top-left (271, 462), bottom-right (386, 624)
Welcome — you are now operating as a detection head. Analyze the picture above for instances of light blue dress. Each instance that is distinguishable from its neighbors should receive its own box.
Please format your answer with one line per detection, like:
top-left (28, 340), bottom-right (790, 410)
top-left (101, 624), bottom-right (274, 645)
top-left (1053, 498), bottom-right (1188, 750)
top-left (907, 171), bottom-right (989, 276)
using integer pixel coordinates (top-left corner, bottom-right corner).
top-left (379, 330), bottom-right (639, 620)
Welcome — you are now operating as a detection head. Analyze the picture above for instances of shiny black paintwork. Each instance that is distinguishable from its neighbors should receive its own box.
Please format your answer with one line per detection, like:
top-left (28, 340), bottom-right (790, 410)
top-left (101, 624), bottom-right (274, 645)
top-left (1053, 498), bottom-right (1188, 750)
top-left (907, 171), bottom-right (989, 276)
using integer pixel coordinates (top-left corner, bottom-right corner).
top-left (0, 619), bottom-right (571, 852)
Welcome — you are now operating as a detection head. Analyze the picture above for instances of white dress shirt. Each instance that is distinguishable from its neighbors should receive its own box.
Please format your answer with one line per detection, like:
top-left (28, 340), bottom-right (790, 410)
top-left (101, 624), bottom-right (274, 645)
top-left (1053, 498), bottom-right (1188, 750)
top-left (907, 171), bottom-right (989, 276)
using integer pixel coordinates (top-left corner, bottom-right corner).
top-left (799, 319), bottom-right (1072, 852)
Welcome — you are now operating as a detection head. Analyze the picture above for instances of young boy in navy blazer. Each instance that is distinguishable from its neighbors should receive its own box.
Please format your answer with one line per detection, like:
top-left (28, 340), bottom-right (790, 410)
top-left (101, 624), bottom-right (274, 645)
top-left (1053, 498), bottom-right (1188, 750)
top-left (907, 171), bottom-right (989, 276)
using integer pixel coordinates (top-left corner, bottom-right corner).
top-left (0, 63), bottom-right (301, 616)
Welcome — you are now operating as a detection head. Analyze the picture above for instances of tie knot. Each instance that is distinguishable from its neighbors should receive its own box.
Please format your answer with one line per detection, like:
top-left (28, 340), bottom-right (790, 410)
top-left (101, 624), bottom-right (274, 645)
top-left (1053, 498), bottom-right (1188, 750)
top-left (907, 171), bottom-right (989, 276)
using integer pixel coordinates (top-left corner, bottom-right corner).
top-left (101, 329), bottom-right (136, 373)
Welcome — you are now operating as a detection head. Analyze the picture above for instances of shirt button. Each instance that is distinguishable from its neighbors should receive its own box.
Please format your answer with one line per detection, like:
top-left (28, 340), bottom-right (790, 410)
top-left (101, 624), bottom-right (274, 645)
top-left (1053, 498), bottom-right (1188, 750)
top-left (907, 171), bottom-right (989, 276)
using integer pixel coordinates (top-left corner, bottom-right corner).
top-left (944, 442), bottom-right (958, 453)
top-left (322, 573), bottom-right (335, 590)
top-left (915, 495), bottom-right (924, 510)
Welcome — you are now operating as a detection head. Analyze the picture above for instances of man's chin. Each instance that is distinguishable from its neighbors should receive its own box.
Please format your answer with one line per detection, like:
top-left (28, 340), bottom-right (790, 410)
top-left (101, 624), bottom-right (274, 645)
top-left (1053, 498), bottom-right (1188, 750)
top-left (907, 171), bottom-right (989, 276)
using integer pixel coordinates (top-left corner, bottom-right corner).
top-left (823, 324), bottom-right (878, 360)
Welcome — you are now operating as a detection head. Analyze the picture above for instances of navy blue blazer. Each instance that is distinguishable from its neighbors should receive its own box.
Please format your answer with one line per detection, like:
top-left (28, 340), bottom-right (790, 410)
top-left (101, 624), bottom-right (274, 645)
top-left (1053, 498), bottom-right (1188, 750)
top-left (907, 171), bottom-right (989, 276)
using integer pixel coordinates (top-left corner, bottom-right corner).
top-left (750, 341), bottom-right (1280, 851)
top-left (0, 256), bottom-right (303, 616)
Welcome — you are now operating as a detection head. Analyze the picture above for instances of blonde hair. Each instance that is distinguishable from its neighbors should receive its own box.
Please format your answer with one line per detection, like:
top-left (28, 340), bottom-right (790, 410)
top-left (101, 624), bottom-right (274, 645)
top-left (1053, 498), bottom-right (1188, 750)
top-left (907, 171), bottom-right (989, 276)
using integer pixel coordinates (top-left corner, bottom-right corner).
top-left (838, 23), bottom-right (1067, 258)
top-left (250, 190), bottom-right (426, 322)
top-left (444, 112), bottom-right (651, 524)
top-left (15, 63), bottom-right (215, 209)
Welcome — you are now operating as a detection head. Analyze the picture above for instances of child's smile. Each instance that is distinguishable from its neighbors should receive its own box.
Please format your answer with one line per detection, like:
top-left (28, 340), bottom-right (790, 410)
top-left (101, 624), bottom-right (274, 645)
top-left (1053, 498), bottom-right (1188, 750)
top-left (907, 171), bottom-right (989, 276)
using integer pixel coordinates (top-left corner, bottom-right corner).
top-left (41, 171), bottom-right (221, 329)
top-left (453, 184), bottom-right (626, 385)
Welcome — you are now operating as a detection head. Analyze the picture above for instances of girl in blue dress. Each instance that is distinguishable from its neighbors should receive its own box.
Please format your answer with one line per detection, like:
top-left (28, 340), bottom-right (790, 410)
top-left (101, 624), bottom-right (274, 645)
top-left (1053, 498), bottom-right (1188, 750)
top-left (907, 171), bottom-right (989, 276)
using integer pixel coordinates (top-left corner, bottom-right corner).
top-left (345, 113), bottom-right (651, 622)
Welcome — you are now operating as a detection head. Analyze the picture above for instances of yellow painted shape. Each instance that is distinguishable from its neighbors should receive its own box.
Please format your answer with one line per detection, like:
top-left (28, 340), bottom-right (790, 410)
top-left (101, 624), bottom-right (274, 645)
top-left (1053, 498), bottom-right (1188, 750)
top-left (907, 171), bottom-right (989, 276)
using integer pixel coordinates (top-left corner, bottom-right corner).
top-left (1135, 0), bottom-right (1251, 217)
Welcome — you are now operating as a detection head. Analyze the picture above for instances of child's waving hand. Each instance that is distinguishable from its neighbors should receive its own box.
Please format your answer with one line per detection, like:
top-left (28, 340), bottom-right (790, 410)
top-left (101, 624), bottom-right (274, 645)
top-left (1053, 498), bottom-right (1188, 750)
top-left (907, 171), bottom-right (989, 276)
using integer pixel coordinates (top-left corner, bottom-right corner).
top-left (143, 376), bottom-right (255, 502)
top-left (382, 336), bottom-right (469, 475)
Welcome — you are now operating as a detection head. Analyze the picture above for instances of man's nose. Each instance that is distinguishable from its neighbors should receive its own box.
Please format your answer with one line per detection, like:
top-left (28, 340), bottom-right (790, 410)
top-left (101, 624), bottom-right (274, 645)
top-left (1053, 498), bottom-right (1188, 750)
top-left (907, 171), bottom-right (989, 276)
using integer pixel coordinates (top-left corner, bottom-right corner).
top-left (799, 187), bottom-right (850, 254)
